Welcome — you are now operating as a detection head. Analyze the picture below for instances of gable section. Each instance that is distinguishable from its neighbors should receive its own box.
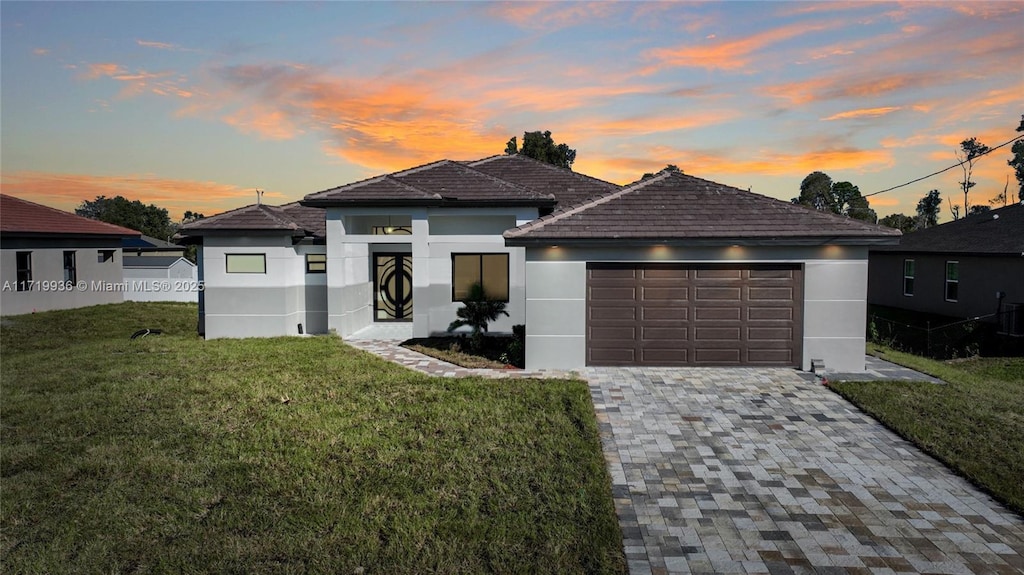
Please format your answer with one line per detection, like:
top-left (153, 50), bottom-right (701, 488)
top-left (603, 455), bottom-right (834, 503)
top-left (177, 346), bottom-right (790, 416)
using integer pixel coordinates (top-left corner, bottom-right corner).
top-left (469, 154), bottom-right (620, 208)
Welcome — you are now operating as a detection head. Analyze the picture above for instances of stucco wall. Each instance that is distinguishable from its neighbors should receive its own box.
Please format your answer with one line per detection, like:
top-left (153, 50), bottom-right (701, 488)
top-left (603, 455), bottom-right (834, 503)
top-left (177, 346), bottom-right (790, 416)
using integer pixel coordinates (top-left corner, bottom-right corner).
top-left (869, 252), bottom-right (1023, 320)
top-left (521, 245), bottom-right (871, 372)
top-left (1, 239), bottom-right (126, 315)
top-left (200, 236), bottom-right (327, 339)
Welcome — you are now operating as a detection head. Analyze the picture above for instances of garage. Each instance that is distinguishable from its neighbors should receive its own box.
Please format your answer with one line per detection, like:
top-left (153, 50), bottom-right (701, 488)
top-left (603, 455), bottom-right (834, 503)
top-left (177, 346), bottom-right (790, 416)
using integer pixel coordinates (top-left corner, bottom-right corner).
top-left (587, 263), bottom-right (803, 367)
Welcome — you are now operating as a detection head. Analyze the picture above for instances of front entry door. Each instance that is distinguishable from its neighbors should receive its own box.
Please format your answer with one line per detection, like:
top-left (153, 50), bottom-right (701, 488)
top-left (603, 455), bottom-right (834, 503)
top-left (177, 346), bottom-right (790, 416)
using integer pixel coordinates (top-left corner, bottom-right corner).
top-left (374, 254), bottom-right (413, 321)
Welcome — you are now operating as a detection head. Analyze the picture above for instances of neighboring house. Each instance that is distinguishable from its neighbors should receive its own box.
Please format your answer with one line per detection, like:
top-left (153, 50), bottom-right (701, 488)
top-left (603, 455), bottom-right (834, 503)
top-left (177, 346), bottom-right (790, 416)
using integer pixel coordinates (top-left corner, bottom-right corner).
top-left (122, 255), bottom-right (199, 303)
top-left (868, 203), bottom-right (1024, 330)
top-left (123, 234), bottom-right (187, 258)
top-left (179, 155), bottom-right (901, 372)
top-left (0, 194), bottom-right (141, 315)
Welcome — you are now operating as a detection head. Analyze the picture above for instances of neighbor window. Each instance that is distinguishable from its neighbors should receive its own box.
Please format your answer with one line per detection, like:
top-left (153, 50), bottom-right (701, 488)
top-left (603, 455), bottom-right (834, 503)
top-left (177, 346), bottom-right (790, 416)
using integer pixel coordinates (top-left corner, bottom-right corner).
top-left (63, 251), bottom-right (77, 284)
top-left (452, 253), bottom-right (509, 301)
top-left (97, 250), bottom-right (116, 263)
top-left (945, 261), bottom-right (959, 302)
top-left (226, 253), bottom-right (266, 274)
top-left (903, 259), bottom-right (915, 296)
top-left (16, 251), bottom-right (32, 291)
top-left (306, 253), bottom-right (326, 273)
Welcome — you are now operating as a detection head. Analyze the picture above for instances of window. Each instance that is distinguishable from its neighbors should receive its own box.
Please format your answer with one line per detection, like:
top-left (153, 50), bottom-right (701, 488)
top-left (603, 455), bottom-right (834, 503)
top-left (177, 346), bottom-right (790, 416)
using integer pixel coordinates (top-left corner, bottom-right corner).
top-left (452, 253), bottom-right (509, 301)
top-left (903, 259), bottom-right (915, 296)
top-left (306, 253), bottom-right (326, 273)
top-left (63, 251), bottom-right (77, 284)
top-left (945, 261), bottom-right (959, 302)
top-left (97, 250), bottom-right (116, 263)
top-left (226, 253), bottom-right (266, 274)
top-left (16, 251), bottom-right (32, 291)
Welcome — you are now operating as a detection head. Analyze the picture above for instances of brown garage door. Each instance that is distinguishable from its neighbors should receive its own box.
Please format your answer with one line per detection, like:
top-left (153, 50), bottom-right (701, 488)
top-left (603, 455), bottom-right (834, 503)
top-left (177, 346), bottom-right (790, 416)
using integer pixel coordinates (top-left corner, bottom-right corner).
top-left (587, 263), bottom-right (802, 367)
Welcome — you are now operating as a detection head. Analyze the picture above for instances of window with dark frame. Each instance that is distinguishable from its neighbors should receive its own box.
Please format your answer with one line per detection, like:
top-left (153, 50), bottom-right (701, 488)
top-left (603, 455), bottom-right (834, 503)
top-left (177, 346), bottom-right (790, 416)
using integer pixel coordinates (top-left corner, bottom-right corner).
top-left (225, 253), bottom-right (267, 274)
top-left (16, 251), bottom-right (32, 291)
top-left (903, 259), bottom-right (915, 296)
top-left (63, 251), bottom-right (77, 284)
top-left (306, 253), bottom-right (327, 273)
top-left (945, 261), bottom-right (959, 302)
top-left (451, 253), bottom-right (509, 302)
top-left (97, 250), bottom-right (115, 263)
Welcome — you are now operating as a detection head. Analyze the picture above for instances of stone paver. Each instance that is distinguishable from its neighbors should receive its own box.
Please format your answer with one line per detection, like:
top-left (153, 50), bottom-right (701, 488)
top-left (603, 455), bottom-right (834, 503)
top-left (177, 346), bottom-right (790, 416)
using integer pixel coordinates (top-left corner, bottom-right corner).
top-left (584, 367), bottom-right (1024, 575)
top-left (344, 338), bottom-right (572, 379)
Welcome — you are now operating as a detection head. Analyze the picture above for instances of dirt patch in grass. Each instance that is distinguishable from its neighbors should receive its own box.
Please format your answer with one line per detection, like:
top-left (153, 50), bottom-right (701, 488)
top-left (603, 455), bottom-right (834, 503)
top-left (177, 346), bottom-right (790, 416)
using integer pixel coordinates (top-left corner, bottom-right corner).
top-left (403, 335), bottom-right (523, 369)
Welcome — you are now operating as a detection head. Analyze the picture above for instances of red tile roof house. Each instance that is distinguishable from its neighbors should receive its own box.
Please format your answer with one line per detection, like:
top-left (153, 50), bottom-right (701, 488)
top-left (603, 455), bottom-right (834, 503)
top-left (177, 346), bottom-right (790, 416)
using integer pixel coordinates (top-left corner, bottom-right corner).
top-left (1, 194), bottom-right (141, 315)
top-left (177, 155), bottom-right (901, 373)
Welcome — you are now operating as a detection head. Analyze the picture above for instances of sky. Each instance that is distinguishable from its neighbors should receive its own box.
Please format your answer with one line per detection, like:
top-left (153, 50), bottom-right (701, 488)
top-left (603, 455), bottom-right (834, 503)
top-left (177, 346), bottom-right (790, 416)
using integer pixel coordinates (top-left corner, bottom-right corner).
top-left (2, 1), bottom-right (1022, 223)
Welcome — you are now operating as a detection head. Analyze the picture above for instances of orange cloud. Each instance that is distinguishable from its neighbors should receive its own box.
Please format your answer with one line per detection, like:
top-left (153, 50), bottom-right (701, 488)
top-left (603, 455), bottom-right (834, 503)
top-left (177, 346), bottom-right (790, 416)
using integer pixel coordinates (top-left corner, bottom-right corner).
top-left (487, 1), bottom-right (620, 30)
top-left (0, 171), bottom-right (279, 220)
top-left (643, 21), bottom-right (841, 73)
top-left (223, 105), bottom-right (301, 140)
top-left (822, 106), bottom-right (903, 121)
top-left (79, 60), bottom-right (196, 100)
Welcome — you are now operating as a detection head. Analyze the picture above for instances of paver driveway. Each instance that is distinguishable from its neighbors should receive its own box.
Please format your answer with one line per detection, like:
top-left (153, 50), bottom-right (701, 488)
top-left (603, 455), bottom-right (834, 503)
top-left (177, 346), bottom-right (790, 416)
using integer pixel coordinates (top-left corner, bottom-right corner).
top-left (584, 367), bottom-right (1024, 575)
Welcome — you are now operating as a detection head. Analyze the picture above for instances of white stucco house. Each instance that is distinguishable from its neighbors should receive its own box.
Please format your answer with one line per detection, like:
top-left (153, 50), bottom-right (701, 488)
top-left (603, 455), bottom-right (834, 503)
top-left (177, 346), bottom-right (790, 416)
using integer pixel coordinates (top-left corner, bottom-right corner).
top-left (1, 194), bottom-right (141, 315)
top-left (122, 255), bottom-right (199, 303)
top-left (178, 155), bottom-right (900, 372)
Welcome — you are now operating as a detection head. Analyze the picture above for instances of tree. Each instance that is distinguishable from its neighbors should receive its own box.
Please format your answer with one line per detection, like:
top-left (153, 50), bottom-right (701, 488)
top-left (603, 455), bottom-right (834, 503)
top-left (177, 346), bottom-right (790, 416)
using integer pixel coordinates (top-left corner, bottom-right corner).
top-left (447, 282), bottom-right (509, 352)
top-left (968, 205), bottom-right (991, 216)
top-left (914, 189), bottom-right (942, 229)
top-left (1008, 114), bottom-right (1024, 202)
top-left (504, 130), bottom-right (576, 170)
top-left (76, 195), bottom-right (175, 239)
top-left (181, 210), bottom-right (205, 224)
top-left (792, 172), bottom-right (876, 222)
top-left (641, 164), bottom-right (681, 180)
top-left (878, 213), bottom-right (916, 233)
top-left (956, 137), bottom-right (990, 215)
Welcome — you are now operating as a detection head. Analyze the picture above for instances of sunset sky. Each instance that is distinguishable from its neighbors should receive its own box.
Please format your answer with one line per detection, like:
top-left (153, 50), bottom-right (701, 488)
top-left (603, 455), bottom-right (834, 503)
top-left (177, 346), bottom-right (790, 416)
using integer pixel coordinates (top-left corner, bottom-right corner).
top-left (2, 1), bottom-right (1021, 222)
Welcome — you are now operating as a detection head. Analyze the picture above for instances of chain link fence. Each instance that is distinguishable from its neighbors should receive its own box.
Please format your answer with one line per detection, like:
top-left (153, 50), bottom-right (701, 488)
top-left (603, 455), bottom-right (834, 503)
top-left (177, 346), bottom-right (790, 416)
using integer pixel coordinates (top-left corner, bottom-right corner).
top-left (868, 308), bottom-right (1024, 359)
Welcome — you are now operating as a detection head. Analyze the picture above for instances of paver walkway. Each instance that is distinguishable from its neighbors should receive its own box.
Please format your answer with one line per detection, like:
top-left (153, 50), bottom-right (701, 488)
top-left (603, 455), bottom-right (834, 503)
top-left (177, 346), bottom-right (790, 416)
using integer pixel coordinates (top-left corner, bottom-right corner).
top-left (584, 367), bottom-right (1024, 575)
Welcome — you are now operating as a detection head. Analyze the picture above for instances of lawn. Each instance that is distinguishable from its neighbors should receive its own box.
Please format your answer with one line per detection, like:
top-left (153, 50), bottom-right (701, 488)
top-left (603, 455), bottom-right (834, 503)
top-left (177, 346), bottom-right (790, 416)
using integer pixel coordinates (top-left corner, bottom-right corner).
top-left (1, 303), bottom-right (625, 574)
top-left (829, 344), bottom-right (1024, 515)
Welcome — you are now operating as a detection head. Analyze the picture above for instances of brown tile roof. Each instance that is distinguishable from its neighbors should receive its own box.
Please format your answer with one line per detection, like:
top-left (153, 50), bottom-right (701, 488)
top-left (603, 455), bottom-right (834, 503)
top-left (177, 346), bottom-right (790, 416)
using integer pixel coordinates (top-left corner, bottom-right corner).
top-left (873, 202), bottom-right (1023, 255)
top-left (303, 159), bottom-right (556, 207)
top-left (504, 171), bottom-right (902, 245)
top-left (177, 201), bottom-right (325, 239)
top-left (467, 154), bottom-right (620, 207)
top-left (0, 194), bottom-right (141, 237)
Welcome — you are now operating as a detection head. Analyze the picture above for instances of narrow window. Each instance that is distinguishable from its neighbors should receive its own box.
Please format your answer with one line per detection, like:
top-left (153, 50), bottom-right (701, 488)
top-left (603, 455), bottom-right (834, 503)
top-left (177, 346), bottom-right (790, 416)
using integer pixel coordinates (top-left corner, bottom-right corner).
top-left (225, 254), bottom-right (266, 274)
top-left (451, 253), bottom-right (509, 301)
top-left (902, 259), bottom-right (915, 296)
top-left (945, 261), bottom-right (959, 302)
top-left (16, 251), bottom-right (32, 291)
top-left (306, 253), bottom-right (327, 273)
top-left (63, 251), bottom-right (77, 284)
top-left (97, 250), bottom-right (115, 263)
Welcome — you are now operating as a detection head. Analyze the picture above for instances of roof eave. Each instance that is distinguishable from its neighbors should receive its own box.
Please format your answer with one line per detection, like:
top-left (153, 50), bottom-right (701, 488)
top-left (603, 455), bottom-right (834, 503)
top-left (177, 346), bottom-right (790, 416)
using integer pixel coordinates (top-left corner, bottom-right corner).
top-left (1, 230), bottom-right (140, 240)
top-left (302, 198), bottom-right (556, 209)
top-left (503, 235), bottom-right (903, 248)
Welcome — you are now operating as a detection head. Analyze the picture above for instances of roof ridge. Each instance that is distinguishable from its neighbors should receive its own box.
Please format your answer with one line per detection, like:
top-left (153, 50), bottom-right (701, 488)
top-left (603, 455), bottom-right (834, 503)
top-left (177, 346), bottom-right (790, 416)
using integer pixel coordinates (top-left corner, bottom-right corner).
top-left (469, 153), bottom-right (621, 191)
top-left (1, 193), bottom-right (141, 236)
top-left (455, 160), bottom-right (556, 200)
top-left (505, 171), bottom-right (671, 238)
top-left (256, 204), bottom-right (301, 230)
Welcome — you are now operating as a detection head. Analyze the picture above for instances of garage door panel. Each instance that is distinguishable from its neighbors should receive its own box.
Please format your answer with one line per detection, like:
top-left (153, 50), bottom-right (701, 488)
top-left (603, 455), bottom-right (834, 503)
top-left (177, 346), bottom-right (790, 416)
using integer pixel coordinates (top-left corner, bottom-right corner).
top-left (749, 287), bottom-right (794, 300)
top-left (695, 307), bottom-right (741, 321)
top-left (695, 286), bottom-right (742, 301)
top-left (587, 263), bottom-right (802, 367)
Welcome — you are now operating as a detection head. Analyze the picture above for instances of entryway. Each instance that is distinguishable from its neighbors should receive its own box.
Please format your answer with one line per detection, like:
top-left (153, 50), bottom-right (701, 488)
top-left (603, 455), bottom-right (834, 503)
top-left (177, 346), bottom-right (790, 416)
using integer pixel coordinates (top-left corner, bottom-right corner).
top-left (374, 253), bottom-right (412, 321)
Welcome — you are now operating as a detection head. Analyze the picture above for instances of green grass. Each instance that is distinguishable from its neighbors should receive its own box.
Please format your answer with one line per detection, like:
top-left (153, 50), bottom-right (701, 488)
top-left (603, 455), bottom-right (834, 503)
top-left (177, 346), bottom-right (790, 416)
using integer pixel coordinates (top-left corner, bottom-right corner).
top-left (1, 303), bottom-right (625, 574)
top-left (829, 344), bottom-right (1024, 515)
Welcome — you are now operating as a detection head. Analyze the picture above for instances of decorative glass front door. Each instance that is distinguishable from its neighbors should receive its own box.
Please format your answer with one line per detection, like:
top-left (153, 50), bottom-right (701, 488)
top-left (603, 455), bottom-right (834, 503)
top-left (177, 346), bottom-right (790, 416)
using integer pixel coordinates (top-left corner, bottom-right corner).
top-left (374, 254), bottom-right (412, 321)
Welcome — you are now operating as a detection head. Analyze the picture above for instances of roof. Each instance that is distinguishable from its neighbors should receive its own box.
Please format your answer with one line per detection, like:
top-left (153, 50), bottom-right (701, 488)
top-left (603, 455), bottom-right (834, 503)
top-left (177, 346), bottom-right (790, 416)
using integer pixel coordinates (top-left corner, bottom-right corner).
top-left (123, 255), bottom-right (194, 269)
top-left (874, 202), bottom-right (1024, 256)
top-left (302, 159), bottom-right (556, 208)
top-left (1, 194), bottom-right (141, 238)
top-left (123, 234), bottom-right (182, 249)
top-left (504, 170), bottom-right (902, 246)
top-left (176, 201), bottom-right (325, 241)
top-left (467, 154), bottom-right (620, 208)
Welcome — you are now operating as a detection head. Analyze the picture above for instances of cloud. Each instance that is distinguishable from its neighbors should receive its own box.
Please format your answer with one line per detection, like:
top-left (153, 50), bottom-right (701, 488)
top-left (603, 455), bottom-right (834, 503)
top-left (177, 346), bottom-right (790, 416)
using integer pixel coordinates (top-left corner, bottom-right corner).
top-left (486, 1), bottom-right (620, 31)
top-left (79, 60), bottom-right (195, 99)
top-left (0, 171), bottom-right (276, 219)
top-left (32, 48), bottom-right (49, 56)
top-left (822, 106), bottom-right (903, 121)
top-left (222, 105), bottom-right (301, 140)
top-left (642, 21), bottom-right (841, 73)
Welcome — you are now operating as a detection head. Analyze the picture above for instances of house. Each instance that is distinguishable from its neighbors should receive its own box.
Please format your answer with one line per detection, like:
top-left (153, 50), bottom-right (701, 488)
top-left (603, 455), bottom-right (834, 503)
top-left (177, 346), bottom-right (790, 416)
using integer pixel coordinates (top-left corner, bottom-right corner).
top-left (0, 194), bottom-right (141, 315)
top-left (178, 156), bottom-right (901, 372)
top-left (868, 202), bottom-right (1024, 331)
top-left (122, 234), bottom-right (187, 258)
top-left (122, 255), bottom-right (199, 303)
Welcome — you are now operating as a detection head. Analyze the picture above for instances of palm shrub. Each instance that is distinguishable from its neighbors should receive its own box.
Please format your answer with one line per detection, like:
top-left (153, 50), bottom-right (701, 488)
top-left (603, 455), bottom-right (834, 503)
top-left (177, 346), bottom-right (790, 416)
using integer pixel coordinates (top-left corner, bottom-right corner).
top-left (448, 282), bottom-right (509, 352)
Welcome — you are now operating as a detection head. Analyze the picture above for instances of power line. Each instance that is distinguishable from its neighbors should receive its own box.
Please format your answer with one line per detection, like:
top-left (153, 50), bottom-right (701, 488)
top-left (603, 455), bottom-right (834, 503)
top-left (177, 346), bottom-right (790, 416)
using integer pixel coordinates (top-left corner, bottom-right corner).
top-left (864, 134), bottom-right (1024, 198)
